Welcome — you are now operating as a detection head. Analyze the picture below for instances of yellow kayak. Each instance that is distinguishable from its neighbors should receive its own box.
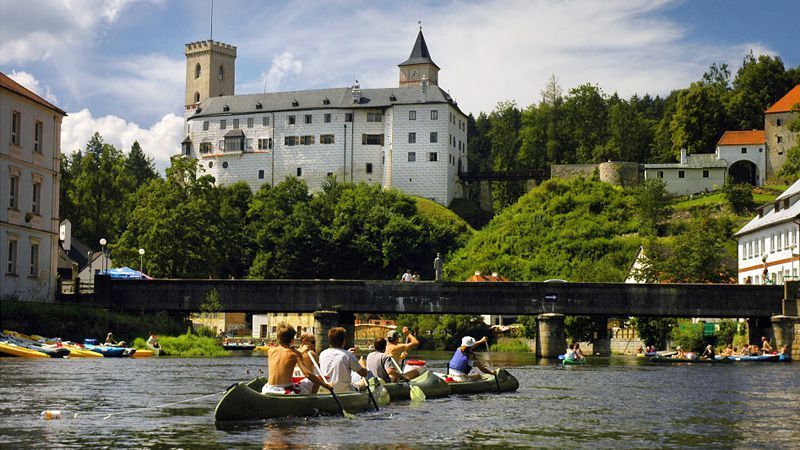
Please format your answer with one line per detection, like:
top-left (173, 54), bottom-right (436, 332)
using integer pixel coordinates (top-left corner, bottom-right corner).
top-left (0, 341), bottom-right (49, 358)
top-left (254, 345), bottom-right (270, 353)
top-left (63, 345), bottom-right (104, 358)
top-left (131, 349), bottom-right (155, 358)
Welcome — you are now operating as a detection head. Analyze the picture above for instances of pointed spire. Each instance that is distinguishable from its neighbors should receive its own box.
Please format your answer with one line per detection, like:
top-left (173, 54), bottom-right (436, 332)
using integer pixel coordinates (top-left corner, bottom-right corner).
top-left (398, 29), bottom-right (440, 69)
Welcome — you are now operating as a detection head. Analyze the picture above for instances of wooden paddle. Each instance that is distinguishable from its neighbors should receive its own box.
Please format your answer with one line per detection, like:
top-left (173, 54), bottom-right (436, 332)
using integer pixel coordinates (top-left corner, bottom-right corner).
top-left (390, 357), bottom-right (426, 401)
top-left (309, 356), bottom-right (355, 419)
top-left (485, 341), bottom-right (502, 393)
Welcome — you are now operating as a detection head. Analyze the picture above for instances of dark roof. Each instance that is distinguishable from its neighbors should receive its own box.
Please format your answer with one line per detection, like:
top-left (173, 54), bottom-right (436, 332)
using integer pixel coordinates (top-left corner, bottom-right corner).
top-left (63, 237), bottom-right (92, 272)
top-left (398, 30), bottom-right (440, 69)
top-left (189, 85), bottom-right (461, 119)
top-left (224, 129), bottom-right (245, 138)
top-left (181, 135), bottom-right (192, 144)
top-left (0, 72), bottom-right (67, 115)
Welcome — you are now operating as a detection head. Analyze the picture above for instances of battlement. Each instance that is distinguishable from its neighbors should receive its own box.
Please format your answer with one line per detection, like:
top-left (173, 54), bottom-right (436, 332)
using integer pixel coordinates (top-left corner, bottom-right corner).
top-left (185, 40), bottom-right (237, 57)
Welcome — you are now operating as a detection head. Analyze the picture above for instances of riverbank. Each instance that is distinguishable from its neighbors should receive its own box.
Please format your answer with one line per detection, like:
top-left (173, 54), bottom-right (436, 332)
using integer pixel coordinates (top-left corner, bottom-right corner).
top-left (131, 333), bottom-right (230, 357)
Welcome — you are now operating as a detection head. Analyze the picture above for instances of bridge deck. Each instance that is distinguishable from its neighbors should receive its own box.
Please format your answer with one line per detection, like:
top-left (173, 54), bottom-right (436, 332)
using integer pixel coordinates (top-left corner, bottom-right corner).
top-left (91, 278), bottom-right (787, 318)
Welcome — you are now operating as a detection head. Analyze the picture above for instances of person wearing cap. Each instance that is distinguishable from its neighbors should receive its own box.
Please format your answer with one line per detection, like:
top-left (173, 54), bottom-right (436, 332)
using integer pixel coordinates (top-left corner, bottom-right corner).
top-left (386, 327), bottom-right (423, 379)
top-left (448, 336), bottom-right (494, 381)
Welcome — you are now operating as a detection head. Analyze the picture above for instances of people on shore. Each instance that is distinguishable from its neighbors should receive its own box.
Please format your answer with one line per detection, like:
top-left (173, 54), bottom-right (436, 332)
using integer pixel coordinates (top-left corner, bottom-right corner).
top-left (105, 332), bottom-right (126, 347)
top-left (386, 327), bottom-right (423, 379)
top-left (761, 336), bottom-right (773, 354)
top-left (319, 327), bottom-right (369, 392)
top-left (448, 336), bottom-right (495, 381)
top-left (366, 338), bottom-right (402, 383)
top-left (264, 324), bottom-right (330, 395)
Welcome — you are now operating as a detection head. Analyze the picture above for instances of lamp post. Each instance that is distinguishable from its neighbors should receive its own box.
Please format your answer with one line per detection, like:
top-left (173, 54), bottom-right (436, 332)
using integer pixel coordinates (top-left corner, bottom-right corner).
top-left (138, 248), bottom-right (145, 274)
top-left (99, 238), bottom-right (107, 273)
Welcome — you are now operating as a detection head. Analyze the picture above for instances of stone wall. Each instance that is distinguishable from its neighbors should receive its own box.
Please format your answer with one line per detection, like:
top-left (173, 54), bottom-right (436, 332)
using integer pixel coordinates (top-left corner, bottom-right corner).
top-left (550, 164), bottom-right (599, 181)
top-left (551, 162), bottom-right (642, 188)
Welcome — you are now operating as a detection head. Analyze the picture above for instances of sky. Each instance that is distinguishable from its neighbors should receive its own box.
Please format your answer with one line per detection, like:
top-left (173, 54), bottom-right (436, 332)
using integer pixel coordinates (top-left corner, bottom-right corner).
top-left (1, 0), bottom-right (799, 173)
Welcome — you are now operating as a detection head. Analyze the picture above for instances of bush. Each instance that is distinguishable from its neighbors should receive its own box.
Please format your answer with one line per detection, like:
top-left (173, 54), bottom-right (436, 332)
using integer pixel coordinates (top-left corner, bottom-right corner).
top-left (490, 337), bottom-right (531, 352)
top-left (723, 182), bottom-right (754, 215)
top-left (671, 320), bottom-right (705, 352)
top-left (631, 317), bottom-right (676, 349)
top-left (133, 332), bottom-right (230, 357)
top-left (716, 320), bottom-right (742, 346)
top-left (397, 314), bottom-right (492, 350)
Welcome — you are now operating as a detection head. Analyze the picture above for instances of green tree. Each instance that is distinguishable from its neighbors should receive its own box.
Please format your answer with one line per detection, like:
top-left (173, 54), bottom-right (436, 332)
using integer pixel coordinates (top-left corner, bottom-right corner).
top-left (562, 83), bottom-right (609, 163)
top-left (600, 99), bottom-right (653, 162)
top-left (630, 317), bottom-right (676, 349)
top-left (125, 141), bottom-right (158, 187)
top-left (540, 75), bottom-right (567, 165)
top-left (722, 182), bottom-right (755, 215)
top-left (670, 78), bottom-right (730, 155)
top-left (670, 320), bottom-right (705, 352)
top-left (488, 101), bottom-right (524, 209)
top-left (397, 314), bottom-right (491, 350)
top-left (564, 316), bottom-right (606, 343)
top-left (635, 178), bottom-right (672, 236)
top-left (729, 52), bottom-right (795, 129)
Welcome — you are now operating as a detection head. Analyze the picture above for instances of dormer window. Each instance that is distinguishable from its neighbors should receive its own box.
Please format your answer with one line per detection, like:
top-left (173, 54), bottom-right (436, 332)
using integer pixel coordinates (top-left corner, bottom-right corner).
top-left (256, 101), bottom-right (263, 110)
top-left (223, 105), bottom-right (230, 112)
top-left (323, 98), bottom-right (330, 105)
top-left (292, 99), bottom-right (299, 107)
top-left (194, 92), bottom-right (200, 103)
top-left (390, 94), bottom-right (397, 102)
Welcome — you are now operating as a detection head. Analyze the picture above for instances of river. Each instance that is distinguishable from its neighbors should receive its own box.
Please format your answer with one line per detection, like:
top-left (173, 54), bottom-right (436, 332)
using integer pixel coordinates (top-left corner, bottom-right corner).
top-left (1, 352), bottom-right (798, 448)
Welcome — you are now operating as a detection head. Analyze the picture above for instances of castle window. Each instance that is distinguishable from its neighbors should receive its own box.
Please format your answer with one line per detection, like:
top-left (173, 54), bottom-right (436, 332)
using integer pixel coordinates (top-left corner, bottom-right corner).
top-left (34, 121), bottom-right (43, 153)
top-left (431, 110), bottom-right (438, 120)
top-left (199, 142), bottom-right (213, 154)
top-left (182, 141), bottom-right (192, 156)
top-left (246, 138), bottom-right (253, 150)
top-left (345, 113), bottom-right (353, 122)
top-left (203, 121), bottom-right (209, 131)
top-left (7, 238), bottom-right (17, 274)
top-left (741, 147), bottom-right (747, 154)
top-left (430, 132), bottom-right (438, 143)
top-left (208, 161), bottom-right (214, 168)
top-left (320, 134), bottom-right (335, 144)
top-left (287, 115), bottom-right (296, 125)
top-left (11, 111), bottom-right (20, 145)
top-left (678, 170), bottom-right (685, 179)
top-left (323, 98), bottom-right (330, 105)
top-left (777, 136), bottom-right (783, 143)
top-left (407, 152), bottom-right (416, 162)
top-left (305, 114), bottom-right (312, 124)
top-left (300, 135), bottom-right (314, 145)
top-left (362, 134), bottom-right (384, 145)
top-left (233, 119), bottom-right (239, 129)
top-left (296, 167), bottom-right (303, 177)
top-left (408, 132), bottom-right (416, 144)
top-left (220, 120), bottom-right (226, 130)
top-left (31, 182), bottom-right (41, 214)
top-left (777, 119), bottom-right (782, 126)
top-left (256, 102), bottom-right (262, 110)
top-left (409, 111), bottom-right (416, 121)
top-left (258, 170), bottom-right (265, 179)
top-left (29, 242), bottom-right (39, 277)
top-left (703, 170), bottom-right (709, 178)
top-left (366, 163), bottom-right (373, 174)
top-left (367, 112), bottom-right (383, 122)
top-left (218, 65), bottom-right (224, 80)
top-left (9, 174), bottom-right (19, 208)
top-left (222, 161), bottom-right (229, 169)
top-left (225, 136), bottom-right (244, 152)
top-left (195, 63), bottom-right (201, 79)
top-left (324, 114), bottom-right (331, 123)
top-left (247, 118), bottom-right (253, 128)
top-left (218, 139), bottom-right (224, 150)
top-left (284, 136), bottom-right (298, 146)
top-left (657, 171), bottom-right (664, 178)
top-left (258, 138), bottom-right (272, 150)
top-left (428, 152), bottom-right (438, 162)
top-left (194, 92), bottom-right (200, 103)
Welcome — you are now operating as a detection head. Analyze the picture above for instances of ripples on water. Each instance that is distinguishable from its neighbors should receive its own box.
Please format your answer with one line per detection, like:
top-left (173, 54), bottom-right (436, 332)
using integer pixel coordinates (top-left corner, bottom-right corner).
top-left (1, 353), bottom-right (798, 448)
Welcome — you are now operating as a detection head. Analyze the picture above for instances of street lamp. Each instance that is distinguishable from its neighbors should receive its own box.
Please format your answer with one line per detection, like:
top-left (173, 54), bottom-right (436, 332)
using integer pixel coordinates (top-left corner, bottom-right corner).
top-left (138, 248), bottom-right (145, 274)
top-left (99, 238), bottom-right (107, 273)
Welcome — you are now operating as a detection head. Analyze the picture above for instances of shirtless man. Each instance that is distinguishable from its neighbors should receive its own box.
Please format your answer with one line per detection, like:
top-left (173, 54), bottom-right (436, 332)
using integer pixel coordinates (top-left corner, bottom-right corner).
top-left (761, 336), bottom-right (773, 354)
top-left (297, 332), bottom-right (321, 394)
top-left (264, 324), bottom-right (331, 395)
top-left (386, 327), bottom-right (423, 379)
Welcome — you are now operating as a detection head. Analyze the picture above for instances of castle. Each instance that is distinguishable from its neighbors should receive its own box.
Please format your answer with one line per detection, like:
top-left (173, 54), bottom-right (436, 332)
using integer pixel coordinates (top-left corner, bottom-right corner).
top-left (180, 30), bottom-right (468, 206)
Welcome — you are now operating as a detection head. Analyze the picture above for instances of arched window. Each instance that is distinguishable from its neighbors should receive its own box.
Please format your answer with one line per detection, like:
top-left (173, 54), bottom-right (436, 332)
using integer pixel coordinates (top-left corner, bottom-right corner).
top-left (218, 65), bottom-right (224, 80)
top-left (194, 92), bottom-right (200, 103)
top-left (195, 63), bottom-right (201, 79)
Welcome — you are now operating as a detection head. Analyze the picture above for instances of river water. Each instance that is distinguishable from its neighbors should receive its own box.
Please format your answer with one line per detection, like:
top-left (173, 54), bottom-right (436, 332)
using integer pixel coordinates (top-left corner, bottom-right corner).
top-left (1, 352), bottom-right (798, 448)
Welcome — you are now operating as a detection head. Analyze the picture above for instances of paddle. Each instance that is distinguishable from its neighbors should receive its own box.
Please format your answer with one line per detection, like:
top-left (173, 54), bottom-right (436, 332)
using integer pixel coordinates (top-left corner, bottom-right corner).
top-left (485, 341), bottom-right (502, 393)
top-left (390, 357), bottom-right (426, 401)
top-left (308, 355), bottom-right (355, 419)
top-left (363, 373), bottom-right (380, 412)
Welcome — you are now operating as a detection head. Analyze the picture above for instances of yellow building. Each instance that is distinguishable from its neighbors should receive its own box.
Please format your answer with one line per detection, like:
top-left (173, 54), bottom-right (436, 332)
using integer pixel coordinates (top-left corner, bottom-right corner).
top-left (251, 313), bottom-right (315, 340)
top-left (190, 312), bottom-right (248, 336)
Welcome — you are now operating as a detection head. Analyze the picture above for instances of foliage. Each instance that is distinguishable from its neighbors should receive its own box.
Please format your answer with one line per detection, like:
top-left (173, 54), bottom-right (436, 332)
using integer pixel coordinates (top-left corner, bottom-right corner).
top-left (396, 314), bottom-right (492, 350)
top-left (516, 315), bottom-right (538, 339)
top-left (490, 337), bottom-right (531, 352)
top-left (670, 320), bottom-right (705, 352)
top-left (716, 320), bottom-right (743, 346)
top-left (446, 177), bottom-right (641, 282)
top-left (200, 289), bottom-right (222, 317)
top-left (630, 317), bottom-right (676, 349)
top-left (132, 332), bottom-right (230, 357)
top-left (778, 112), bottom-right (800, 182)
top-left (635, 178), bottom-right (672, 236)
top-left (722, 182), bottom-right (755, 214)
top-left (564, 316), bottom-right (606, 343)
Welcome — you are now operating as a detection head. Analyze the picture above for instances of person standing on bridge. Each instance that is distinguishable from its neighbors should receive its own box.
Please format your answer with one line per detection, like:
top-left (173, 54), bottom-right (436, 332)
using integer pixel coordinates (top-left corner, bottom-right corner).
top-left (434, 253), bottom-right (443, 281)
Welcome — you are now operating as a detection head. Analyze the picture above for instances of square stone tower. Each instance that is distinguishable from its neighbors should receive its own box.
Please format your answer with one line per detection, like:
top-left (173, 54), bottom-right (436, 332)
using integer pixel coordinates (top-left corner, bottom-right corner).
top-left (184, 40), bottom-right (237, 112)
top-left (398, 29), bottom-right (439, 87)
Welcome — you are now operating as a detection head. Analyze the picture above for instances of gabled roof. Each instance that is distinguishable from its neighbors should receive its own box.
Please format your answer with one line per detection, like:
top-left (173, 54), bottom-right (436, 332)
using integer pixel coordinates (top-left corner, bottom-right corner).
top-left (398, 29), bottom-right (440, 69)
top-left (0, 72), bottom-right (66, 115)
top-left (736, 179), bottom-right (800, 236)
top-left (776, 178), bottom-right (800, 201)
top-left (765, 84), bottom-right (800, 114)
top-left (717, 130), bottom-right (765, 146)
top-left (644, 153), bottom-right (727, 169)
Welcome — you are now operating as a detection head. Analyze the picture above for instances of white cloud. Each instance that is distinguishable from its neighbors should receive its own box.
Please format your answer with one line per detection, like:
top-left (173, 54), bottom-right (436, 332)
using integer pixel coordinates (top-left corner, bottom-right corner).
top-left (8, 70), bottom-right (59, 103)
top-left (238, 51), bottom-right (303, 94)
top-left (62, 108), bottom-right (184, 173)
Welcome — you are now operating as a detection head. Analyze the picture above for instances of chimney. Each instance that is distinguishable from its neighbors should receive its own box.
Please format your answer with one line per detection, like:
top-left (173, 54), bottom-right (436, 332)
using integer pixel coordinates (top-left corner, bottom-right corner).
top-left (680, 148), bottom-right (687, 165)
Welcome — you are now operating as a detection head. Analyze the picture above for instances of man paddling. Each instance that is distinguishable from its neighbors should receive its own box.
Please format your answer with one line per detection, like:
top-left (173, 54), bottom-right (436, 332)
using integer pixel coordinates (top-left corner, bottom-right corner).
top-left (319, 327), bottom-right (369, 392)
top-left (297, 332), bottom-right (321, 394)
top-left (386, 327), bottom-right (423, 379)
top-left (264, 324), bottom-right (331, 395)
top-left (448, 336), bottom-right (495, 381)
top-left (366, 338), bottom-right (403, 383)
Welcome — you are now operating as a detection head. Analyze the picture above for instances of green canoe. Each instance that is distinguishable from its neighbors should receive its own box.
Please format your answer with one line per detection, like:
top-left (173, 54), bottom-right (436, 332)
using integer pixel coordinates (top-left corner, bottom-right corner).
top-left (214, 378), bottom-right (375, 421)
top-left (438, 369), bottom-right (519, 395)
top-left (650, 355), bottom-right (733, 364)
top-left (562, 358), bottom-right (586, 365)
top-left (382, 370), bottom-right (451, 400)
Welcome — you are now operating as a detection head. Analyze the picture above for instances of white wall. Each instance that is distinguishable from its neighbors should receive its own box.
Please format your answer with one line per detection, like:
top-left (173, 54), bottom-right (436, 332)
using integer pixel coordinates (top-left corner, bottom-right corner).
top-left (738, 222), bottom-right (800, 284)
top-left (643, 167), bottom-right (726, 195)
top-left (717, 143), bottom-right (766, 186)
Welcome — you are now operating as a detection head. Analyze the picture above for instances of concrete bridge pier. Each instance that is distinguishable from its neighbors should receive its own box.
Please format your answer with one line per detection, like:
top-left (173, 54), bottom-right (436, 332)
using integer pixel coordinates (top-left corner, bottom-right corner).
top-left (592, 319), bottom-right (611, 356)
top-left (747, 316), bottom-right (773, 345)
top-left (536, 313), bottom-right (566, 358)
top-left (771, 315), bottom-right (799, 358)
top-left (313, 311), bottom-right (355, 354)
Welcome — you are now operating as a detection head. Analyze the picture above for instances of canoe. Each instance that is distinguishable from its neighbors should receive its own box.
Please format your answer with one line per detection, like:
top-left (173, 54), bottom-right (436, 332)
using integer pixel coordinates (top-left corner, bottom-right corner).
top-left (1, 335), bottom-right (70, 358)
top-left (562, 357), bottom-right (587, 365)
top-left (84, 344), bottom-right (136, 357)
top-left (222, 343), bottom-right (256, 351)
top-left (716, 354), bottom-right (787, 362)
top-left (636, 352), bottom-right (657, 358)
top-left (62, 345), bottom-right (103, 358)
top-left (650, 355), bottom-right (733, 364)
top-left (0, 341), bottom-right (49, 358)
top-left (214, 378), bottom-right (376, 421)
top-left (435, 369), bottom-right (519, 395)
top-left (382, 370), bottom-right (451, 400)
top-left (131, 349), bottom-right (155, 358)
top-left (145, 342), bottom-right (162, 356)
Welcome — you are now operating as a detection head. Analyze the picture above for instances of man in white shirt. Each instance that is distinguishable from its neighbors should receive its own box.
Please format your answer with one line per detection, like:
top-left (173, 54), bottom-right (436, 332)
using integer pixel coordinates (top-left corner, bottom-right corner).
top-left (319, 327), bottom-right (369, 392)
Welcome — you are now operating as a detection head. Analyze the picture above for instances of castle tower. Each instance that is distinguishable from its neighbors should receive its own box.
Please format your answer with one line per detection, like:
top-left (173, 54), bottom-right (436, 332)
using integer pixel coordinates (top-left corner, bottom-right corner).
top-left (398, 29), bottom-right (439, 87)
top-left (184, 40), bottom-right (237, 112)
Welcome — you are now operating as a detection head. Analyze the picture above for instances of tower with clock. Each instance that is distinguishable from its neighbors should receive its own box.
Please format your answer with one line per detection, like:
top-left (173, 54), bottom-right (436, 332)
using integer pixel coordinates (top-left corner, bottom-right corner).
top-left (398, 28), bottom-right (440, 87)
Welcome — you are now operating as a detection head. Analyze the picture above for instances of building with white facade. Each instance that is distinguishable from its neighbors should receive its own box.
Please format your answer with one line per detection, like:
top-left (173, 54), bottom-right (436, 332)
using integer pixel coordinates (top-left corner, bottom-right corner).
top-left (643, 149), bottom-right (727, 195)
top-left (181, 30), bottom-right (468, 206)
top-left (735, 179), bottom-right (800, 285)
top-left (716, 130), bottom-right (767, 186)
top-left (1, 72), bottom-right (65, 302)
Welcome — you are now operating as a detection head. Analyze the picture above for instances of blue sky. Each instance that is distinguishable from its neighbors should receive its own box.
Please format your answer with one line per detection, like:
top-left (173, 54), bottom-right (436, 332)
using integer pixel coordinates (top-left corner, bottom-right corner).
top-left (1, 0), bottom-right (798, 171)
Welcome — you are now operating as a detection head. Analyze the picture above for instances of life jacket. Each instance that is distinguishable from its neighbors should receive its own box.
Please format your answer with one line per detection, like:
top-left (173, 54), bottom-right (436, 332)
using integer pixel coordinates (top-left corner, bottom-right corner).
top-left (449, 347), bottom-right (471, 373)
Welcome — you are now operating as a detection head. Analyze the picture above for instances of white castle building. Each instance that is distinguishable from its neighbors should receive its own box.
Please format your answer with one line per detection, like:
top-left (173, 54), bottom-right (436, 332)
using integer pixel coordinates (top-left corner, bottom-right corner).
top-left (180, 30), bottom-right (468, 206)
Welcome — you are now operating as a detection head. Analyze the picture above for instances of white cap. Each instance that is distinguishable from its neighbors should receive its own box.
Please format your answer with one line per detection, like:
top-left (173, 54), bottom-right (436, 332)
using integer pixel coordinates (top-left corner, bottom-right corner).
top-left (461, 336), bottom-right (476, 347)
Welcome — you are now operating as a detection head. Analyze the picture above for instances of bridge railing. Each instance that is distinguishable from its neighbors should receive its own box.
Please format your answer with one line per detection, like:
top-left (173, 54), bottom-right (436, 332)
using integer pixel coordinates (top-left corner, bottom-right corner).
top-left (458, 169), bottom-right (551, 182)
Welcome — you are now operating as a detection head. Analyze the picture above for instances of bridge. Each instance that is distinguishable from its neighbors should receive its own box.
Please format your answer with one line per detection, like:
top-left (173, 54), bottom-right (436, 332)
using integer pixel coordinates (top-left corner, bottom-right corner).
top-left (88, 276), bottom-right (799, 358)
top-left (458, 169), bottom-right (550, 182)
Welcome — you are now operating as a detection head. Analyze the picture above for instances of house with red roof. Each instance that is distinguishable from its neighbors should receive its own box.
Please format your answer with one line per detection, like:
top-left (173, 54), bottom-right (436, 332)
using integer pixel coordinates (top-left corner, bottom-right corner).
top-left (765, 84), bottom-right (800, 178)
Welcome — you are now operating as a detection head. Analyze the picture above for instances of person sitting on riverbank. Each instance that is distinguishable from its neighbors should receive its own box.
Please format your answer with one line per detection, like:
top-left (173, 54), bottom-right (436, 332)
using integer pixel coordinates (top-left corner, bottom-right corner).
top-left (264, 324), bottom-right (330, 395)
top-left (448, 336), bottom-right (495, 381)
top-left (297, 332), bottom-right (321, 394)
top-left (319, 327), bottom-right (369, 392)
top-left (761, 337), bottom-right (773, 354)
top-left (700, 345), bottom-right (716, 359)
top-left (366, 338), bottom-right (402, 383)
top-left (386, 327), bottom-right (424, 380)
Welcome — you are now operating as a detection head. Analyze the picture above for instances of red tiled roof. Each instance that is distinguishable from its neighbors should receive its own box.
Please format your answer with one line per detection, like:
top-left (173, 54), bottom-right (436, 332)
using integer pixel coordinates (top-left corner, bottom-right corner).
top-left (765, 84), bottom-right (800, 114)
top-left (0, 72), bottom-right (66, 115)
top-left (717, 130), bottom-right (766, 146)
top-left (465, 273), bottom-right (510, 282)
